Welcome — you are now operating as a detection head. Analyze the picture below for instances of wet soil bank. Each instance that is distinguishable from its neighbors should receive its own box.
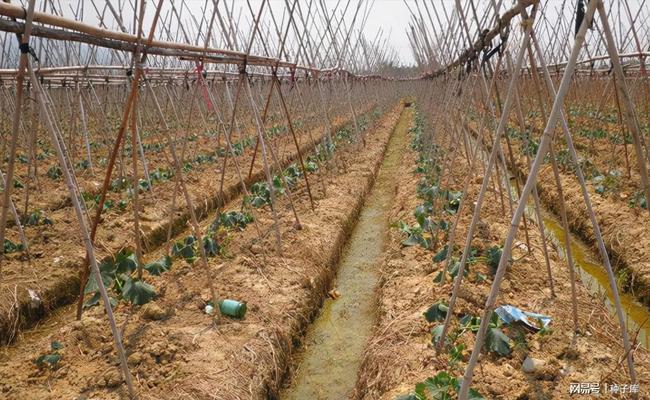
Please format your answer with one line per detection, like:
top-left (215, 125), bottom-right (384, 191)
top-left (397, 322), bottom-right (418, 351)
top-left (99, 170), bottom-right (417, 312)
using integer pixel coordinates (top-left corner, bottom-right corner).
top-left (535, 209), bottom-right (650, 349)
top-left (462, 120), bottom-right (650, 312)
top-left (280, 107), bottom-right (413, 399)
top-left (0, 103), bottom-right (405, 399)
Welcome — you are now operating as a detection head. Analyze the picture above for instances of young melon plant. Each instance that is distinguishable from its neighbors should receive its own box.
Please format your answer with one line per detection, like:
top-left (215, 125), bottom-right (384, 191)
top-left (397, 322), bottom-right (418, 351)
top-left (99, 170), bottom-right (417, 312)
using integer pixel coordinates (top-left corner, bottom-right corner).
top-left (246, 181), bottom-right (273, 208)
top-left (459, 312), bottom-right (512, 357)
top-left (396, 371), bottom-right (484, 400)
top-left (84, 249), bottom-right (167, 308)
top-left (210, 210), bottom-right (254, 232)
top-left (3, 239), bottom-right (24, 254)
top-left (34, 341), bottom-right (63, 370)
top-left (423, 301), bottom-right (448, 322)
top-left (171, 234), bottom-right (220, 263)
top-left (23, 210), bottom-right (54, 226)
top-left (46, 165), bottom-right (62, 180)
top-left (629, 190), bottom-right (648, 210)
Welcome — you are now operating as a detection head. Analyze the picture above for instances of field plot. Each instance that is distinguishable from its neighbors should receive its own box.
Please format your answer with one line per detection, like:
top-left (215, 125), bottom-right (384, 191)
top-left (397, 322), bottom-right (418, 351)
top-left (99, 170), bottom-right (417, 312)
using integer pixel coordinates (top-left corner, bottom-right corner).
top-left (0, 0), bottom-right (649, 399)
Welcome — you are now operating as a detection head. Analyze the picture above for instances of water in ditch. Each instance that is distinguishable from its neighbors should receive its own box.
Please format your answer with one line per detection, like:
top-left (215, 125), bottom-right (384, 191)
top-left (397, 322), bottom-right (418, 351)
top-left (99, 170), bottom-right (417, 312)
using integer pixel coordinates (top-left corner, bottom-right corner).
top-left (537, 210), bottom-right (650, 349)
top-left (280, 107), bottom-right (412, 400)
top-left (470, 129), bottom-right (649, 350)
top-left (506, 177), bottom-right (650, 349)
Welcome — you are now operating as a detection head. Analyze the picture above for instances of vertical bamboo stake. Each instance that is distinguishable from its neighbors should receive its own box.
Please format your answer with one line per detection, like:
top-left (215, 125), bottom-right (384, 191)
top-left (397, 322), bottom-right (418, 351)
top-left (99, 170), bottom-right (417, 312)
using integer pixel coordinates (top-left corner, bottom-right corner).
top-left (596, 1), bottom-right (650, 210)
top-left (437, 8), bottom-right (534, 352)
top-left (78, 82), bottom-right (94, 174)
top-left (459, 3), bottom-right (638, 398)
top-left (0, 0), bottom-right (37, 278)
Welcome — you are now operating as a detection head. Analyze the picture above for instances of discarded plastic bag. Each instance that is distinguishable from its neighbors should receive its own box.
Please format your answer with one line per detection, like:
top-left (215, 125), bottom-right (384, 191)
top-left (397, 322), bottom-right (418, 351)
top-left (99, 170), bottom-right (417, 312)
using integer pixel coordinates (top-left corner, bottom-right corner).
top-left (495, 305), bottom-right (551, 332)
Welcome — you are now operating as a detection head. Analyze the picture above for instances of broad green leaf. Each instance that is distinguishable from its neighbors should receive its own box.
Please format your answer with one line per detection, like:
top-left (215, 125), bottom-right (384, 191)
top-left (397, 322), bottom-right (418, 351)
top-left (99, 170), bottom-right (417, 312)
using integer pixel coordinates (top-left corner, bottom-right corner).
top-left (50, 341), bottom-right (64, 350)
top-left (184, 235), bottom-right (197, 246)
top-left (250, 196), bottom-right (268, 208)
top-left (272, 175), bottom-right (285, 193)
top-left (213, 211), bottom-right (254, 231)
top-left (144, 255), bottom-right (172, 276)
top-left (431, 324), bottom-right (446, 347)
top-left (121, 278), bottom-right (156, 305)
top-left (84, 261), bottom-right (116, 294)
top-left (485, 246), bottom-right (502, 274)
top-left (468, 388), bottom-right (485, 400)
top-left (485, 327), bottom-right (511, 357)
top-left (424, 302), bottom-right (448, 322)
top-left (3, 239), bottom-right (25, 254)
top-left (26, 211), bottom-right (41, 226)
top-left (403, 234), bottom-right (424, 247)
top-left (47, 166), bottom-right (62, 180)
top-left (203, 237), bottom-right (219, 257)
top-left (433, 245), bottom-right (448, 262)
top-left (172, 238), bottom-right (196, 261)
top-left (414, 204), bottom-right (430, 227)
top-left (432, 371), bottom-right (454, 386)
top-left (35, 353), bottom-right (61, 368)
top-left (447, 261), bottom-right (463, 278)
top-left (415, 378), bottom-right (451, 400)
top-left (115, 250), bottom-right (137, 274)
top-left (305, 160), bottom-right (319, 172)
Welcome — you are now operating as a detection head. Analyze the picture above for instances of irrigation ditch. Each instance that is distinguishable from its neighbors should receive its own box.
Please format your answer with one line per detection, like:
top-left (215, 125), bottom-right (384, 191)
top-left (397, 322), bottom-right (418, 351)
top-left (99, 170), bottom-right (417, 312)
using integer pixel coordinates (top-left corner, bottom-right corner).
top-left (466, 122), bottom-right (650, 343)
top-left (0, 102), bottom-right (409, 399)
top-left (280, 104), bottom-right (414, 399)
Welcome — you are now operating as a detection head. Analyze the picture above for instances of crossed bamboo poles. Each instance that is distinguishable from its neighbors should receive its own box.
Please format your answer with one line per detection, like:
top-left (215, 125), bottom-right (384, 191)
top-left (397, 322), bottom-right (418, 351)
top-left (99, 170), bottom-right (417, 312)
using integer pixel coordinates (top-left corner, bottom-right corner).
top-left (0, 0), bottom-right (649, 398)
top-left (404, 1), bottom-right (647, 399)
top-left (0, 0), bottom-right (395, 397)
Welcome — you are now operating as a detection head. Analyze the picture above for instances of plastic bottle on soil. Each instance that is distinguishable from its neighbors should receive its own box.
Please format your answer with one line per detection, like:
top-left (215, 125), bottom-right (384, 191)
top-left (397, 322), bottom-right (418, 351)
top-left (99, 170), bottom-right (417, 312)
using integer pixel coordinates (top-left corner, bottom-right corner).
top-left (218, 299), bottom-right (247, 318)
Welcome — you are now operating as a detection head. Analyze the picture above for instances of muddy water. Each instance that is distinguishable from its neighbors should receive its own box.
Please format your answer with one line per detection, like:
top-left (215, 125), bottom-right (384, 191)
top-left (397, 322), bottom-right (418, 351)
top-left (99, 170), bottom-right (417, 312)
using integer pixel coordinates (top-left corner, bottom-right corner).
top-left (507, 176), bottom-right (650, 349)
top-left (537, 210), bottom-right (650, 348)
top-left (280, 107), bottom-right (412, 400)
top-left (472, 129), bottom-right (650, 349)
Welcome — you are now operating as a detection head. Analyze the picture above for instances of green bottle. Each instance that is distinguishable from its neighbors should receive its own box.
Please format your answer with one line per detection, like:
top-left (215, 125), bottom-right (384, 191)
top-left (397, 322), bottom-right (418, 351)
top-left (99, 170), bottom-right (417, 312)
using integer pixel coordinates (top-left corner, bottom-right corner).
top-left (218, 299), bottom-right (247, 318)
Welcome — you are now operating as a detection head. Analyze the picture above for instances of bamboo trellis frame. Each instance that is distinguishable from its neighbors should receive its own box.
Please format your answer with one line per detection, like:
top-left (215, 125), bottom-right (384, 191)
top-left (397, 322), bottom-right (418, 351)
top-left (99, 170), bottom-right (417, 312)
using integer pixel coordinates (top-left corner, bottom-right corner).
top-left (0, 0), bottom-right (648, 398)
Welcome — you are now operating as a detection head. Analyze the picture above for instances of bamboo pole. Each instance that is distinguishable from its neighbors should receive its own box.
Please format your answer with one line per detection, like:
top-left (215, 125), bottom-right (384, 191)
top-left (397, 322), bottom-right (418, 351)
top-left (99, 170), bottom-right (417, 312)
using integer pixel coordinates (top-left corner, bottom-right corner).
top-left (458, 2), bottom-right (639, 398)
top-left (596, 1), bottom-right (650, 210)
top-left (0, 0), bottom-right (37, 278)
top-left (437, 4), bottom-right (535, 352)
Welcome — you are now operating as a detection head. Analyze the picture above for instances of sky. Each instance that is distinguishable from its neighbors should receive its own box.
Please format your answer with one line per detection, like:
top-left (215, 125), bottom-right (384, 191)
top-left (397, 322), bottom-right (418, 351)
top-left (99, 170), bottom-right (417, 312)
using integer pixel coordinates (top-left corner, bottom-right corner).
top-left (8, 0), bottom-right (649, 70)
top-left (13, 0), bottom-right (418, 66)
top-left (364, 0), bottom-right (416, 65)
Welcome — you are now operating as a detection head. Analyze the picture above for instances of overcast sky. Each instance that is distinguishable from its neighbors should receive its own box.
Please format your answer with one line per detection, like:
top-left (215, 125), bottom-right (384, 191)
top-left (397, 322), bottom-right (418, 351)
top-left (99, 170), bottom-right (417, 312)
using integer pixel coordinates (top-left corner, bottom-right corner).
top-left (355, 0), bottom-right (416, 65)
top-left (10, 0), bottom-right (650, 69)
top-left (17, 0), bottom-right (416, 65)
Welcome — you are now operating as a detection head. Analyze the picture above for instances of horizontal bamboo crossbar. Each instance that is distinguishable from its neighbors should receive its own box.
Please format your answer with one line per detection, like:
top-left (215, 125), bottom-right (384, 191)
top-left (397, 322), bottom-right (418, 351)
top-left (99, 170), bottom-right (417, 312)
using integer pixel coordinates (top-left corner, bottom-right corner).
top-left (422, 0), bottom-right (539, 79)
top-left (0, 16), bottom-right (387, 81)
